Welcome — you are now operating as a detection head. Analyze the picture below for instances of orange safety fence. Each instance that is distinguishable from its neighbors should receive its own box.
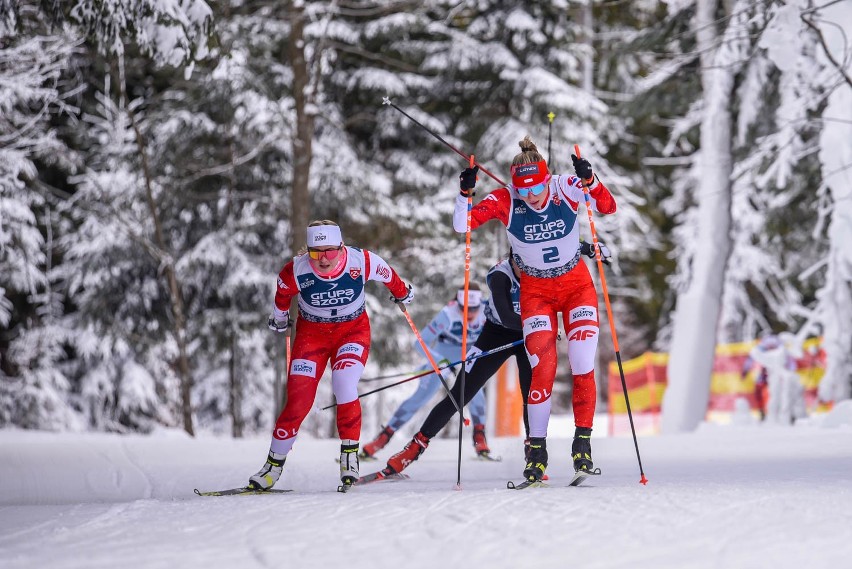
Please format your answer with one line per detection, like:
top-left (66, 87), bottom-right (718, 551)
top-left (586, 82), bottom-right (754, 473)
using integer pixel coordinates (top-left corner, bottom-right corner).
top-left (607, 338), bottom-right (829, 436)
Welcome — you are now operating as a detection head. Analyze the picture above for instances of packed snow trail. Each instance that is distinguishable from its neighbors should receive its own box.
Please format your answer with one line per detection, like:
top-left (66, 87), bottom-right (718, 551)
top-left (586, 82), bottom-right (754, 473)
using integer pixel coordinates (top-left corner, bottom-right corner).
top-left (1, 415), bottom-right (851, 569)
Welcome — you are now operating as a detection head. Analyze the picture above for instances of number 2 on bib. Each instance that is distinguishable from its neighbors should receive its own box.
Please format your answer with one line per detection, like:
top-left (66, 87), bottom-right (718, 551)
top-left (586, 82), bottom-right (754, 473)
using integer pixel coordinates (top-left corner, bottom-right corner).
top-left (543, 247), bottom-right (559, 263)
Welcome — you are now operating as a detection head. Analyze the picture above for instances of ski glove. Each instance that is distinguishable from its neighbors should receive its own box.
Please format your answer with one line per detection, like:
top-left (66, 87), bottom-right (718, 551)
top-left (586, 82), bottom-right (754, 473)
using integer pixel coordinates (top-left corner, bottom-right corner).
top-left (571, 154), bottom-right (594, 186)
top-left (459, 166), bottom-right (479, 197)
top-left (580, 240), bottom-right (611, 265)
top-left (391, 283), bottom-right (414, 305)
top-left (267, 312), bottom-right (290, 333)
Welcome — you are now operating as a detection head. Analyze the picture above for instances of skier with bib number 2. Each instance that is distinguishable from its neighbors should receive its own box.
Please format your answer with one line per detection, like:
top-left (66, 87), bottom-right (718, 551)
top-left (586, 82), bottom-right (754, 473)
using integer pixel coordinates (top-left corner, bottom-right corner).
top-left (453, 136), bottom-right (616, 485)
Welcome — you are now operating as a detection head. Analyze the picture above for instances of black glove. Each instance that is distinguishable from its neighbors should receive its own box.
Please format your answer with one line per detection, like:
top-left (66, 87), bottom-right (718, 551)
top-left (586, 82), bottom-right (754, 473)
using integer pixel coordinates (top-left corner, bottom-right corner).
top-left (571, 154), bottom-right (594, 185)
top-left (459, 166), bottom-right (479, 197)
top-left (580, 240), bottom-right (611, 265)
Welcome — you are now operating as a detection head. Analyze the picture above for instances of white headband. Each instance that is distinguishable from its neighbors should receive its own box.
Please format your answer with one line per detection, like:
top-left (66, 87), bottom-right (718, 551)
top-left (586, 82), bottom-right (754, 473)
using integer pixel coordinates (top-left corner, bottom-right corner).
top-left (307, 225), bottom-right (343, 248)
top-left (457, 289), bottom-right (482, 308)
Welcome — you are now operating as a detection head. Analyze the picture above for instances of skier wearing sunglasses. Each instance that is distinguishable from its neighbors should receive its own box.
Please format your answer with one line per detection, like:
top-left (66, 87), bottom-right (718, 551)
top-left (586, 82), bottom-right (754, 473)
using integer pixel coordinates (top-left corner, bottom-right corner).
top-left (248, 220), bottom-right (413, 491)
top-left (453, 136), bottom-right (616, 484)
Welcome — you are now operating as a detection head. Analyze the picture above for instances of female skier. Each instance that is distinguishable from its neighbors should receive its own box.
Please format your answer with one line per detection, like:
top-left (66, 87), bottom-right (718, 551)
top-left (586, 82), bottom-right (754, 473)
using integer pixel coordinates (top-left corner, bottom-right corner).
top-left (248, 220), bottom-right (412, 491)
top-left (453, 136), bottom-right (616, 483)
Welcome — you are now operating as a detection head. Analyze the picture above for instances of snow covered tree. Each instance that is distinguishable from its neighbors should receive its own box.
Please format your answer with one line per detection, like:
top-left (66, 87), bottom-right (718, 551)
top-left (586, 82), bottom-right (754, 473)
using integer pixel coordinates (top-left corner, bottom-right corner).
top-left (0, 10), bottom-right (83, 429)
top-left (639, 0), bottom-right (846, 430)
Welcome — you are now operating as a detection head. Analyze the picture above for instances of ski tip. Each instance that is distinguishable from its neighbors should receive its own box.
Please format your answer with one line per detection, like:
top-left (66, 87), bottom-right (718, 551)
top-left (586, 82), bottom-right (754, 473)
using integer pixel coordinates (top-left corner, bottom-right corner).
top-left (476, 452), bottom-right (502, 462)
top-left (507, 479), bottom-right (548, 490)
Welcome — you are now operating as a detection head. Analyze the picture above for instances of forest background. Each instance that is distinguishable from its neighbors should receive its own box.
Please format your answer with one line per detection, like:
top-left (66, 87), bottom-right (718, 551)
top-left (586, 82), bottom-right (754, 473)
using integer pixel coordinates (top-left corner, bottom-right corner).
top-left (2, 0), bottom-right (850, 438)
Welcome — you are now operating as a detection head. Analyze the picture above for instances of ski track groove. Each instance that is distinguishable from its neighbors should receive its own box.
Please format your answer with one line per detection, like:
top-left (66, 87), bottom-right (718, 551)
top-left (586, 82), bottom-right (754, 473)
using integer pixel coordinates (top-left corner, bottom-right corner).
top-left (119, 440), bottom-right (154, 499)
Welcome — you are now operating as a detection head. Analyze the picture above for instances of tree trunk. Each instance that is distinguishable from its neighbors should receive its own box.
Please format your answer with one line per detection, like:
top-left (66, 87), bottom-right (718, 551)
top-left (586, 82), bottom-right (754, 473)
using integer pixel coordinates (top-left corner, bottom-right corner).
top-left (229, 331), bottom-right (243, 437)
top-left (274, 3), bottom-right (315, 421)
top-left (288, 2), bottom-right (312, 252)
top-left (119, 58), bottom-right (195, 436)
top-left (661, 0), bottom-right (735, 432)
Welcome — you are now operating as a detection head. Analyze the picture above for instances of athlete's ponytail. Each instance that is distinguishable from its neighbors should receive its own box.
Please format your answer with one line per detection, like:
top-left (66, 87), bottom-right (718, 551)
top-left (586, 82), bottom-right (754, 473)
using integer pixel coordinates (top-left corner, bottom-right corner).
top-left (512, 136), bottom-right (545, 167)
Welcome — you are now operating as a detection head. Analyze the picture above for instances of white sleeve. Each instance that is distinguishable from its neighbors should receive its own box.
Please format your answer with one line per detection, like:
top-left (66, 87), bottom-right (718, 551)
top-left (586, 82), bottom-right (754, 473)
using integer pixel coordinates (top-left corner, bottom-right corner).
top-left (453, 194), bottom-right (469, 233)
top-left (367, 251), bottom-right (394, 283)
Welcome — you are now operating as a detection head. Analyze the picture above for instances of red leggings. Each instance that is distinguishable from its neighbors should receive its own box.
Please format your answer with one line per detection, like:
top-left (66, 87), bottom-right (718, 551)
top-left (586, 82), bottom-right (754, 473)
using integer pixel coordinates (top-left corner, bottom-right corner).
top-left (521, 261), bottom-right (599, 437)
top-left (269, 313), bottom-right (371, 455)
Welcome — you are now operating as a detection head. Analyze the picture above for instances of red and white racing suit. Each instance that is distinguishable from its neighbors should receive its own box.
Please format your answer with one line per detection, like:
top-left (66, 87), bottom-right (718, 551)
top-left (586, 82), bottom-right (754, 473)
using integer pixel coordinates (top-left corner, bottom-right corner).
top-left (453, 174), bottom-right (616, 437)
top-left (268, 247), bottom-right (408, 455)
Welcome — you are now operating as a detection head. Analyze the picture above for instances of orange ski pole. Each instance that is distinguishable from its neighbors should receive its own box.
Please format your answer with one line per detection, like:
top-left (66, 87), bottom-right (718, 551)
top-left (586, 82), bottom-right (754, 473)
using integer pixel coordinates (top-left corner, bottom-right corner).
top-left (396, 302), bottom-right (465, 417)
top-left (575, 143), bottom-right (648, 485)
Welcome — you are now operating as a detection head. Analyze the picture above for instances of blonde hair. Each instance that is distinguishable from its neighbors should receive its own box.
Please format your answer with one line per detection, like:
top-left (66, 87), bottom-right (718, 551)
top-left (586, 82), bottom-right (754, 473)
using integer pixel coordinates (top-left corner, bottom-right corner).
top-left (299, 219), bottom-right (342, 255)
top-left (511, 135), bottom-right (545, 167)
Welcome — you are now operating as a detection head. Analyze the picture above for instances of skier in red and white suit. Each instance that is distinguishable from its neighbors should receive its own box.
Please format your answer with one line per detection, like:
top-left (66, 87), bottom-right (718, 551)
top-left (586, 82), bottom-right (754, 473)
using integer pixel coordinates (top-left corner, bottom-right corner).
top-left (453, 136), bottom-right (616, 482)
top-left (248, 220), bottom-right (412, 490)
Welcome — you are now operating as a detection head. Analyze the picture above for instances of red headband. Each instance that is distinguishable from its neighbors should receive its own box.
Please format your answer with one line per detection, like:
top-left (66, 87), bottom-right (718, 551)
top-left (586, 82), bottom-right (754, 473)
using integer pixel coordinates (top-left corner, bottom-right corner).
top-left (510, 160), bottom-right (549, 188)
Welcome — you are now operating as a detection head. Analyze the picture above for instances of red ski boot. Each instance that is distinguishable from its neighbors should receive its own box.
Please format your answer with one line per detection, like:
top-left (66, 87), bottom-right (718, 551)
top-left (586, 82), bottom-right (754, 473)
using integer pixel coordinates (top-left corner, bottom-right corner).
top-left (359, 425), bottom-right (395, 460)
top-left (386, 432), bottom-right (430, 474)
top-left (472, 424), bottom-right (493, 458)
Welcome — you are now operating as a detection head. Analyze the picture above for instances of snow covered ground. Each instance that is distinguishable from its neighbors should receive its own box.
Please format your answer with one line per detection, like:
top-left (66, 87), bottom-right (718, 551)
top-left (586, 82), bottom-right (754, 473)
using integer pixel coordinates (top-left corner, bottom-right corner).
top-left (2, 405), bottom-right (852, 569)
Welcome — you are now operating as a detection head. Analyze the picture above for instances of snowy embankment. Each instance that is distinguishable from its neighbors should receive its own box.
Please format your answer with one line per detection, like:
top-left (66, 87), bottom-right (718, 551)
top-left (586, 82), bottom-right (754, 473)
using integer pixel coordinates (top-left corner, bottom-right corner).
top-left (1, 405), bottom-right (852, 569)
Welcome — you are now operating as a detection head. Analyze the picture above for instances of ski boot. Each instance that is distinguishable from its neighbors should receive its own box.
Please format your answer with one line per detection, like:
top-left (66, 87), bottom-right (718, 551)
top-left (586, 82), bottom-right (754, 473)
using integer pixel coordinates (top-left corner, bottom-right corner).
top-left (523, 437), bottom-right (547, 482)
top-left (572, 427), bottom-right (594, 472)
top-left (523, 437), bottom-right (549, 480)
top-left (248, 451), bottom-right (286, 490)
top-left (339, 439), bottom-right (359, 490)
top-left (359, 425), bottom-right (395, 459)
top-left (472, 424), bottom-right (491, 457)
top-left (386, 432), bottom-right (430, 474)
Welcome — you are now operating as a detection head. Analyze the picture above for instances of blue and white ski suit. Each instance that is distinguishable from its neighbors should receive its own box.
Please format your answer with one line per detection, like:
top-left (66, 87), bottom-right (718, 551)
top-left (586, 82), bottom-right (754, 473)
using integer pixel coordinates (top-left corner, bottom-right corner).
top-left (387, 300), bottom-right (488, 429)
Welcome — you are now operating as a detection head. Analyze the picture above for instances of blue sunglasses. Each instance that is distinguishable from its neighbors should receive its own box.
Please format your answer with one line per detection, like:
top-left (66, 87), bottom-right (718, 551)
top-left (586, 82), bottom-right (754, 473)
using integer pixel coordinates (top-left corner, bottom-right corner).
top-left (517, 182), bottom-right (548, 198)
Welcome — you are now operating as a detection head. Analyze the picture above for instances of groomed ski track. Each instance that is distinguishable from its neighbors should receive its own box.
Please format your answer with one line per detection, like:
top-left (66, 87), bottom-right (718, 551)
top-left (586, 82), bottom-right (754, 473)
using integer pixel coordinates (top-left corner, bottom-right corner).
top-left (1, 420), bottom-right (851, 569)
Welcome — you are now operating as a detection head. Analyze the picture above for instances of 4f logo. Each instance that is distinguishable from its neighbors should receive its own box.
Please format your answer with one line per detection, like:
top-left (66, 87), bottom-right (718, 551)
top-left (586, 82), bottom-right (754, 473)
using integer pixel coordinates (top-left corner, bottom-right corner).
top-left (568, 329), bottom-right (597, 341)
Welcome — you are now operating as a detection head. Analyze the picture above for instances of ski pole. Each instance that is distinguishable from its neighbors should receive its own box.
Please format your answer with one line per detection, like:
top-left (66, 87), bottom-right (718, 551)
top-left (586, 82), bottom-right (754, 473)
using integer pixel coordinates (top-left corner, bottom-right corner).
top-left (547, 111), bottom-right (555, 167)
top-left (575, 143), bottom-right (648, 485)
top-left (359, 338), bottom-right (525, 383)
top-left (455, 154), bottom-right (477, 489)
top-left (320, 338), bottom-right (525, 410)
top-left (285, 333), bottom-right (291, 369)
top-left (382, 97), bottom-right (507, 186)
top-left (396, 302), bottom-right (465, 417)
